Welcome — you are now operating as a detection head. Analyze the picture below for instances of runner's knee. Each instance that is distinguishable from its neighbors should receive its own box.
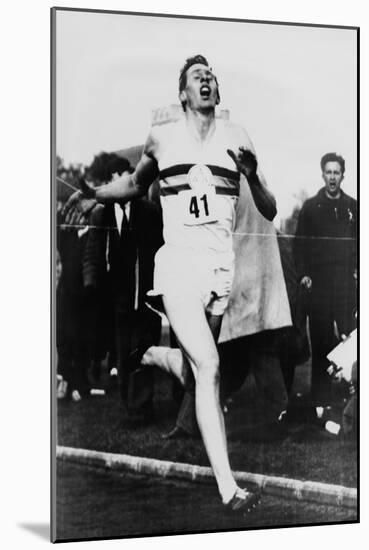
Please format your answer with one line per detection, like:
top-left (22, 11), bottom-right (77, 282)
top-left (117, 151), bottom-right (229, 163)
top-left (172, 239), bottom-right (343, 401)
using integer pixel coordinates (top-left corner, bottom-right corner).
top-left (195, 354), bottom-right (220, 385)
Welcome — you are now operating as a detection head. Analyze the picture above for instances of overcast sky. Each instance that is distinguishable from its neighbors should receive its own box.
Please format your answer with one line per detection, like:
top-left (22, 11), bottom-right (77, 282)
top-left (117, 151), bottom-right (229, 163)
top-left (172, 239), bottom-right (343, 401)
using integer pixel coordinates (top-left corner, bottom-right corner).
top-left (56, 9), bottom-right (357, 220)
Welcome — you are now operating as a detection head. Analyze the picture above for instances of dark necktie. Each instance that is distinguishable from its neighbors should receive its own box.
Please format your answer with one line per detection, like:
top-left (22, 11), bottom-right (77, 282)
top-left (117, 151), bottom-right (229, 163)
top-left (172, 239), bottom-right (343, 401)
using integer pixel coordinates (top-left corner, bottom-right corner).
top-left (119, 204), bottom-right (138, 308)
top-left (120, 204), bottom-right (129, 234)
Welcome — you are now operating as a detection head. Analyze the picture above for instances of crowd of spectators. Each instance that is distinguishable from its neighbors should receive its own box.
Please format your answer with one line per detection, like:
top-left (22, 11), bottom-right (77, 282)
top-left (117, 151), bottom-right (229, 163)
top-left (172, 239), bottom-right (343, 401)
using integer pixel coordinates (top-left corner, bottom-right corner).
top-left (56, 150), bottom-right (357, 440)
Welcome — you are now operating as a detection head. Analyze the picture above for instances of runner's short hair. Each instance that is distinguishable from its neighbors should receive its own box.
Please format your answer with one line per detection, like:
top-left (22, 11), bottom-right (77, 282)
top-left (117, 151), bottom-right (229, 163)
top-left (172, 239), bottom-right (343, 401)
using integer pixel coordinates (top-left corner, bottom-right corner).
top-left (320, 152), bottom-right (345, 174)
top-left (179, 54), bottom-right (220, 111)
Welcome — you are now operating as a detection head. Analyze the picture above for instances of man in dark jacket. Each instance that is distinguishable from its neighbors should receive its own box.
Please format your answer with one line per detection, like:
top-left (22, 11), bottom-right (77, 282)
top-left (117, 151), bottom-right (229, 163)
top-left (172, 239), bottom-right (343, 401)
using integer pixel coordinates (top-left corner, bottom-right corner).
top-left (295, 152), bottom-right (357, 406)
top-left (57, 221), bottom-right (95, 400)
top-left (83, 157), bottom-right (163, 423)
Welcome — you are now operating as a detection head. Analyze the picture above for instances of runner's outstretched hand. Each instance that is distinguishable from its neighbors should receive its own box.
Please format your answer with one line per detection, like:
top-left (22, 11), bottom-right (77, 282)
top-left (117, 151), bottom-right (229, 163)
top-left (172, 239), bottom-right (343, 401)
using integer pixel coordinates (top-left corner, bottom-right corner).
top-left (227, 147), bottom-right (257, 179)
top-left (62, 178), bottom-right (97, 226)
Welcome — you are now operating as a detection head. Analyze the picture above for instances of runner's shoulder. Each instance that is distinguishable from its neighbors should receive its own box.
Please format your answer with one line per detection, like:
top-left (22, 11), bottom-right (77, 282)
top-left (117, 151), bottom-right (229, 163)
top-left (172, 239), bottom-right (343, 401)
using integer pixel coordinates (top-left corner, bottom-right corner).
top-left (144, 120), bottom-right (183, 160)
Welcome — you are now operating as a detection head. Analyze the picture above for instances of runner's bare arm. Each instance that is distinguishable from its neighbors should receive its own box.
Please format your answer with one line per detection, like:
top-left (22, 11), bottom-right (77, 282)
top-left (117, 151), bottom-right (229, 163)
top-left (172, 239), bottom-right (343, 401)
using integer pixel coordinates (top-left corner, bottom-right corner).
top-left (227, 129), bottom-right (277, 221)
top-left (62, 132), bottom-right (160, 225)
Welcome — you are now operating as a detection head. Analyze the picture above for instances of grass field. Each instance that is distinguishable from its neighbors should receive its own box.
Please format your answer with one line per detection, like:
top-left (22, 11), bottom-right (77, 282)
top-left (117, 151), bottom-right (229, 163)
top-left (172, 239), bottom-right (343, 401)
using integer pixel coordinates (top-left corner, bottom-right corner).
top-left (57, 365), bottom-right (357, 488)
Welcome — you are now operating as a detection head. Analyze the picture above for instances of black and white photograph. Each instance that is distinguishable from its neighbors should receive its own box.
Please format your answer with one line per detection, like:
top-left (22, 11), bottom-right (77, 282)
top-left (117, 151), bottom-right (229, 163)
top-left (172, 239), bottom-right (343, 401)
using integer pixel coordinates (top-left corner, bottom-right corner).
top-left (51, 5), bottom-right (359, 544)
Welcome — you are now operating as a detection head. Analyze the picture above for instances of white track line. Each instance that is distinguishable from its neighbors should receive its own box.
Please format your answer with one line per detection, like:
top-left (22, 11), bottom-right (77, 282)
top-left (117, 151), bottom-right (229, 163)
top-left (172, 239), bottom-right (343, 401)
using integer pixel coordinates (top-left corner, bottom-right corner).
top-left (56, 446), bottom-right (357, 510)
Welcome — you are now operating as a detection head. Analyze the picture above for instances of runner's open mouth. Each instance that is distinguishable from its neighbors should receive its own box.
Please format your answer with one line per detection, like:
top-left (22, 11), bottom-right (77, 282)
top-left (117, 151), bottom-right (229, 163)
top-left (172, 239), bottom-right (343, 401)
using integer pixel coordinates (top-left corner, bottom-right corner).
top-left (200, 86), bottom-right (211, 98)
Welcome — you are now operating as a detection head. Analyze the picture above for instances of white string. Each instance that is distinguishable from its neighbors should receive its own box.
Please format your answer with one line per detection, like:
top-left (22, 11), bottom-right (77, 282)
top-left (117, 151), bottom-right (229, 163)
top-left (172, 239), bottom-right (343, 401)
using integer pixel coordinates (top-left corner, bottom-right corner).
top-left (56, 176), bottom-right (79, 192)
top-left (233, 232), bottom-right (355, 241)
top-left (56, 224), bottom-right (355, 241)
top-left (56, 178), bottom-right (355, 241)
top-left (58, 223), bottom-right (117, 231)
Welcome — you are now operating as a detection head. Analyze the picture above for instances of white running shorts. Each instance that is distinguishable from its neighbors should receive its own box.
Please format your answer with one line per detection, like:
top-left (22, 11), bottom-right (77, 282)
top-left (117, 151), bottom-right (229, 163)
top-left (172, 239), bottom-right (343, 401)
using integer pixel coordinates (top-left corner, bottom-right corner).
top-left (151, 244), bottom-right (234, 316)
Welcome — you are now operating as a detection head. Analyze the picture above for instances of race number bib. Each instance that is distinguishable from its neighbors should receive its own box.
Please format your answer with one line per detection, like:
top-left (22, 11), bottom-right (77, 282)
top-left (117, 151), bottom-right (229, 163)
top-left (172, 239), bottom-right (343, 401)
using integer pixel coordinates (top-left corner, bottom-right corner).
top-left (181, 164), bottom-right (219, 225)
top-left (181, 187), bottom-right (218, 225)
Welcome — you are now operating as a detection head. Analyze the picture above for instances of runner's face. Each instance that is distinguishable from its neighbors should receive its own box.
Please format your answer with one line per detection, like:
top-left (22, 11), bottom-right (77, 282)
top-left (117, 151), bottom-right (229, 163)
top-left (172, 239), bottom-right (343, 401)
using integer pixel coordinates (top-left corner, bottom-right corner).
top-left (322, 161), bottom-right (344, 198)
top-left (180, 63), bottom-right (219, 112)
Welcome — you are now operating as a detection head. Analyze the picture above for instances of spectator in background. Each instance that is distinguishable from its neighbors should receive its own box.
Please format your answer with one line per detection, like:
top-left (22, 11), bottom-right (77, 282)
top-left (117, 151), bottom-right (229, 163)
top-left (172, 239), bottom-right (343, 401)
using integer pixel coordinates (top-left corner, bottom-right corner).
top-left (56, 248), bottom-right (63, 288)
top-left (342, 360), bottom-right (357, 439)
top-left (326, 326), bottom-right (357, 438)
top-left (56, 248), bottom-right (68, 399)
top-left (276, 231), bottom-right (310, 395)
top-left (84, 154), bottom-right (163, 424)
top-left (83, 152), bottom-right (122, 384)
top-left (56, 220), bottom-right (95, 401)
top-left (295, 152), bottom-right (357, 407)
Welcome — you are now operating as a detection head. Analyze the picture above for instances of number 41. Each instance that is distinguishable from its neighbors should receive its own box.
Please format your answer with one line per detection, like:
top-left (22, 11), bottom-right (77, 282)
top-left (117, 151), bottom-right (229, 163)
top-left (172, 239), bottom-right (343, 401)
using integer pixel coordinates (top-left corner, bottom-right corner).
top-left (189, 194), bottom-right (209, 218)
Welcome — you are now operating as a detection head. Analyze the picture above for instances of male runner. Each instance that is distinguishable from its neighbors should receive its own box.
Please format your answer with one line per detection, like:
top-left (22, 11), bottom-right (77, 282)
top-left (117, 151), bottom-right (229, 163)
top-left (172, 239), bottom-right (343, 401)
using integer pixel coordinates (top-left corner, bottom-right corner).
top-left (63, 55), bottom-right (277, 513)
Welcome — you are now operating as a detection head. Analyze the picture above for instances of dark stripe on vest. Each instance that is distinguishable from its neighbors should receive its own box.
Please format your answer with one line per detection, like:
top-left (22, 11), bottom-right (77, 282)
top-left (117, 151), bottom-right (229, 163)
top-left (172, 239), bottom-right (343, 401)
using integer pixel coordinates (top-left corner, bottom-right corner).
top-left (160, 164), bottom-right (240, 182)
top-left (161, 185), bottom-right (239, 197)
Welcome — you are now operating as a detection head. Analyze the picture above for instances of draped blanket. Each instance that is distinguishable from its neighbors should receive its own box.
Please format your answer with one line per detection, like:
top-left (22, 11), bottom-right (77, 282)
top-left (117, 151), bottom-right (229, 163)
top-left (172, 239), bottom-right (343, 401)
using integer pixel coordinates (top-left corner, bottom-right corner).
top-left (219, 176), bottom-right (292, 342)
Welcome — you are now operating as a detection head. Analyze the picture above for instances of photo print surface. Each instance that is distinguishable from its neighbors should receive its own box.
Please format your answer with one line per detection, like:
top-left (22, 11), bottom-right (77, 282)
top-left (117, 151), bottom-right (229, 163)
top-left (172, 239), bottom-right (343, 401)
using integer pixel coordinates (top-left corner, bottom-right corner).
top-left (51, 7), bottom-right (358, 542)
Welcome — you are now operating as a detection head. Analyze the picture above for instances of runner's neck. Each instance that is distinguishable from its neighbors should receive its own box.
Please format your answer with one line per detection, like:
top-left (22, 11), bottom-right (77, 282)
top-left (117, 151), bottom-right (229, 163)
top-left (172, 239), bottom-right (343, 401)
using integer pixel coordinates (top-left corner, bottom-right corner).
top-left (185, 109), bottom-right (216, 143)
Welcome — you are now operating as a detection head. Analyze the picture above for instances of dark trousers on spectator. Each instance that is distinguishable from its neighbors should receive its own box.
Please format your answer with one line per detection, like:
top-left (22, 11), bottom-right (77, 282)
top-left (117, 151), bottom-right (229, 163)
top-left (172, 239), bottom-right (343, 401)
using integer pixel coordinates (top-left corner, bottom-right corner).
top-left (57, 286), bottom-right (96, 395)
top-left (115, 305), bottom-right (161, 416)
top-left (309, 267), bottom-right (356, 406)
top-left (175, 334), bottom-right (289, 436)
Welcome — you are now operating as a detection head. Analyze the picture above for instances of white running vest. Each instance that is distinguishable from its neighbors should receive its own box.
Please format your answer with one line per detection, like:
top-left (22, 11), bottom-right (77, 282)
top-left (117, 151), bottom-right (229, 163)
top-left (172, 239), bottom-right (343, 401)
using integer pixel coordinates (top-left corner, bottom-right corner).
top-left (155, 119), bottom-right (242, 254)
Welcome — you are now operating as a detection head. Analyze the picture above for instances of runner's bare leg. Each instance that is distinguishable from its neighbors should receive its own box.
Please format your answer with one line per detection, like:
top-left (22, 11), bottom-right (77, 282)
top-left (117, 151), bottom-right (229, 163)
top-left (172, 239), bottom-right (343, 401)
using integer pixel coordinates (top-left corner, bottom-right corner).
top-left (141, 305), bottom-right (232, 496)
top-left (142, 310), bottom-right (222, 387)
top-left (159, 293), bottom-right (237, 503)
top-left (142, 310), bottom-right (230, 451)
